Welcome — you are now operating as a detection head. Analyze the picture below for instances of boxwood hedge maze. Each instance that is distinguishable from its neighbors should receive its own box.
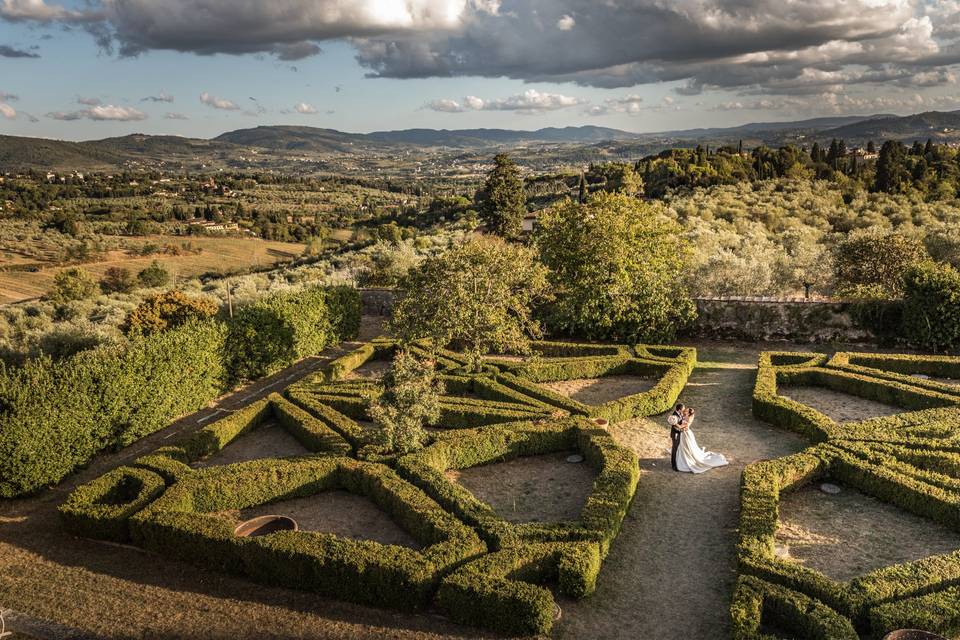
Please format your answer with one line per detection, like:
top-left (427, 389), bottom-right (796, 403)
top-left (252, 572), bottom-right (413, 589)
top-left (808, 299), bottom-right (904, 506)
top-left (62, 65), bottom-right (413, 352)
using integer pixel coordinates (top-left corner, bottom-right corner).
top-left (60, 339), bottom-right (697, 636)
top-left (737, 351), bottom-right (960, 640)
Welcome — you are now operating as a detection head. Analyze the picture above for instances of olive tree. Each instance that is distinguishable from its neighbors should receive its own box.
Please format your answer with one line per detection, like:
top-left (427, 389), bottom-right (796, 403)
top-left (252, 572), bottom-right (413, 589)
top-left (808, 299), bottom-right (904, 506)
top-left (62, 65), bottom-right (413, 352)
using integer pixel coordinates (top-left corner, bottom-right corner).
top-left (535, 192), bottom-right (696, 342)
top-left (389, 236), bottom-right (550, 367)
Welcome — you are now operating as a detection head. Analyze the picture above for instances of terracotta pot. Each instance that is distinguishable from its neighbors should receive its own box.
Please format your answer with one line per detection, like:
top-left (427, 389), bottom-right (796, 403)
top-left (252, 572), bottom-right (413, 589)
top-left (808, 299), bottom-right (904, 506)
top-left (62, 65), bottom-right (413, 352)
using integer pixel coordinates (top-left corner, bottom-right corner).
top-left (234, 515), bottom-right (298, 538)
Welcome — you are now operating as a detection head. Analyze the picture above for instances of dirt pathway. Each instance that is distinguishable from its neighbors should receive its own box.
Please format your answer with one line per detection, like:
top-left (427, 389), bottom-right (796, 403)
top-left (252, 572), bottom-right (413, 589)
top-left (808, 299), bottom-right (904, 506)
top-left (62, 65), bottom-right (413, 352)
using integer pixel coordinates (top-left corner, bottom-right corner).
top-left (556, 346), bottom-right (808, 640)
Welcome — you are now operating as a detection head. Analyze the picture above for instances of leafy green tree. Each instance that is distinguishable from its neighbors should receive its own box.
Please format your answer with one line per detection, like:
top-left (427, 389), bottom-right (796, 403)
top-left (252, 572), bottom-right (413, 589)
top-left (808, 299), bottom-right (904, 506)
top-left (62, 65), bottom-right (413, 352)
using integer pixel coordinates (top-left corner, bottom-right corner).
top-left (124, 291), bottom-right (219, 336)
top-left (476, 153), bottom-right (526, 239)
top-left (389, 236), bottom-right (551, 367)
top-left (367, 351), bottom-right (444, 454)
top-left (535, 192), bottom-right (696, 342)
top-left (587, 162), bottom-right (644, 195)
top-left (137, 260), bottom-right (171, 288)
top-left (99, 266), bottom-right (137, 294)
top-left (832, 232), bottom-right (927, 299)
top-left (48, 268), bottom-right (99, 303)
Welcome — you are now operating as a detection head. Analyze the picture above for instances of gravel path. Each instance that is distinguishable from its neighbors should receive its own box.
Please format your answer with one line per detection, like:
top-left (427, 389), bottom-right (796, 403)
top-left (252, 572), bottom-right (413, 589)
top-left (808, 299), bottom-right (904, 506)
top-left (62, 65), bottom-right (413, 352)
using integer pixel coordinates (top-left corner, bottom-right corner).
top-left (555, 347), bottom-right (808, 640)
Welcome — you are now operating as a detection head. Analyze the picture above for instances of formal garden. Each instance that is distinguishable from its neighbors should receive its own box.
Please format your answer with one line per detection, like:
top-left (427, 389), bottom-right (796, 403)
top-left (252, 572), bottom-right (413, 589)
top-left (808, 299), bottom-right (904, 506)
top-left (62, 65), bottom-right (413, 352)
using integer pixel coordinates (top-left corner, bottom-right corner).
top-left (4, 169), bottom-right (960, 639)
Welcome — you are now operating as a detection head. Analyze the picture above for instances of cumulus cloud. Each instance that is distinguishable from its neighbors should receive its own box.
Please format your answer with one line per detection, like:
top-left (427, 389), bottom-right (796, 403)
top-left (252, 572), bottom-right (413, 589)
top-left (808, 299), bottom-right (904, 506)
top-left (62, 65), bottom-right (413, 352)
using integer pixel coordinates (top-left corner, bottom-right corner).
top-left (0, 43), bottom-right (39, 57)
top-left (5, 0), bottom-right (960, 103)
top-left (77, 95), bottom-right (101, 106)
top-left (294, 102), bottom-right (318, 114)
top-left (142, 90), bottom-right (174, 103)
top-left (164, 112), bottom-right (188, 120)
top-left (1, 0), bottom-right (467, 59)
top-left (200, 92), bottom-right (239, 110)
top-left (0, 92), bottom-right (16, 119)
top-left (0, 0), bottom-right (100, 23)
top-left (426, 89), bottom-right (586, 114)
top-left (47, 104), bottom-right (147, 121)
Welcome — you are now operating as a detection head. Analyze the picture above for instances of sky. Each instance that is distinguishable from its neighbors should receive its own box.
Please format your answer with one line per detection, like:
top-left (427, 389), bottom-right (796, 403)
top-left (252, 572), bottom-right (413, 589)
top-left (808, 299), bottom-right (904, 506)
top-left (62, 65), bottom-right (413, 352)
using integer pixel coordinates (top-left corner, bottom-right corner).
top-left (2, 0), bottom-right (960, 141)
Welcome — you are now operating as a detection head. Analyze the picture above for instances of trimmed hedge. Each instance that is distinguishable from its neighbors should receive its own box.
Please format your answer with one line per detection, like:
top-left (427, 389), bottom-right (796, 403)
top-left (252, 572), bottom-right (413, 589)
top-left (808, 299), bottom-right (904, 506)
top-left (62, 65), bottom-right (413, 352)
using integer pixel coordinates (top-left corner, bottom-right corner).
top-left (228, 285), bottom-right (361, 380)
top-left (436, 541), bottom-right (601, 636)
top-left (0, 286), bottom-right (361, 498)
top-left (0, 320), bottom-right (228, 498)
top-left (752, 351), bottom-right (960, 443)
top-left (827, 351), bottom-right (960, 398)
top-left (397, 418), bottom-right (639, 552)
top-left (731, 575), bottom-right (858, 640)
top-left (869, 585), bottom-right (960, 639)
top-left (130, 457), bottom-right (485, 610)
top-left (59, 466), bottom-right (166, 542)
top-left (489, 347), bottom-right (696, 424)
top-left (736, 440), bottom-right (960, 636)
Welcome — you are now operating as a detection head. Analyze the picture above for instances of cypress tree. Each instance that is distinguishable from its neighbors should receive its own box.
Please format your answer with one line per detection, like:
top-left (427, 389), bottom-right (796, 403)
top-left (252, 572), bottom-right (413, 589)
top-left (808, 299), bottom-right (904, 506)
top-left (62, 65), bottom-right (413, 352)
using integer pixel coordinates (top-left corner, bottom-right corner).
top-left (476, 153), bottom-right (526, 240)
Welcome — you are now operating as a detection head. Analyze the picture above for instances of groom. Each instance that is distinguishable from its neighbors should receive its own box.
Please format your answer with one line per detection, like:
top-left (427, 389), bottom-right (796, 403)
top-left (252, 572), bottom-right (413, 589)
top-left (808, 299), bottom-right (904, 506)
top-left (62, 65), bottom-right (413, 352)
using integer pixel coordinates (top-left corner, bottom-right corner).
top-left (668, 403), bottom-right (688, 472)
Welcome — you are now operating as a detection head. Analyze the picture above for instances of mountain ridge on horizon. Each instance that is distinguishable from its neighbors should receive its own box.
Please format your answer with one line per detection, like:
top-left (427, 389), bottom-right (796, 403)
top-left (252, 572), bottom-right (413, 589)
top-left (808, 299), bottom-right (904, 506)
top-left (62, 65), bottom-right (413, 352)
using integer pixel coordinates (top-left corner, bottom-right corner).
top-left (4, 109), bottom-right (960, 171)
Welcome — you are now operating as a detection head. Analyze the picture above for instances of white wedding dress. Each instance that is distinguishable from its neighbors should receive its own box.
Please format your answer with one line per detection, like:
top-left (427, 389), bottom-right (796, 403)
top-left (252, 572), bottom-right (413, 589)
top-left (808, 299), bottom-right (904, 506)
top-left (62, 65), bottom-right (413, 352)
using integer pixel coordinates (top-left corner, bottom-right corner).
top-left (675, 421), bottom-right (729, 474)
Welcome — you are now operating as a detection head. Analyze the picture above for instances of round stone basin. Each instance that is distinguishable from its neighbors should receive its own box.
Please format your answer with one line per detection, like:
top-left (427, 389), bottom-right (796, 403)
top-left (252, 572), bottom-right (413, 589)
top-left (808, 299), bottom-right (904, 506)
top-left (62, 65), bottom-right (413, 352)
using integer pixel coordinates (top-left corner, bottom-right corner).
top-left (234, 515), bottom-right (298, 538)
top-left (883, 631), bottom-right (949, 640)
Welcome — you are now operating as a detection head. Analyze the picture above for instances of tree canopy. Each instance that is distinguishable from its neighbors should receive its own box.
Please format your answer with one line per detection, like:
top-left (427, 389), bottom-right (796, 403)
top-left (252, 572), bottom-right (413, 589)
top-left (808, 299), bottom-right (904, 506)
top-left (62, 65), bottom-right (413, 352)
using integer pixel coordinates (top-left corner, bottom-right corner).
top-left (389, 235), bottom-right (550, 366)
top-left (535, 192), bottom-right (696, 342)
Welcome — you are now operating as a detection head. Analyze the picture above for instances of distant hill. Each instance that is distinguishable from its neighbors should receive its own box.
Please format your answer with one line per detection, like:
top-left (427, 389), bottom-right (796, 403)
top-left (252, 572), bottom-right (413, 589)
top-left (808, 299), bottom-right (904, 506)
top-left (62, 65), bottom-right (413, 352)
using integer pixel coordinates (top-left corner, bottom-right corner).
top-left (0, 135), bottom-right (125, 171)
top-left (656, 115), bottom-right (894, 139)
top-left (5, 110), bottom-right (960, 172)
top-left (816, 111), bottom-right (960, 143)
top-left (214, 125), bottom-right (375, 153)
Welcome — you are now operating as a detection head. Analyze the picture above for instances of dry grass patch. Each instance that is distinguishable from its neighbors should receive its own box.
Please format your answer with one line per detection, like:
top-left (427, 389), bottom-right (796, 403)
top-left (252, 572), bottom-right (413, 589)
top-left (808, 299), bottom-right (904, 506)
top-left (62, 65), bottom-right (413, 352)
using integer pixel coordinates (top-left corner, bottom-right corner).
top-left (445, 452), bottom-right (597, 524)
top-left (191, 423), bottom-right (310, 468)
top-left (775, 483), bottom-right (960, 582)
top-left (346, 360), bottom-right (391, 381)
top-left (539, 375), bottom-right (658, 406)
top-left (232, 492), bottom-right (422, 549)
top-left (779, 386), bottom-right (905, 423)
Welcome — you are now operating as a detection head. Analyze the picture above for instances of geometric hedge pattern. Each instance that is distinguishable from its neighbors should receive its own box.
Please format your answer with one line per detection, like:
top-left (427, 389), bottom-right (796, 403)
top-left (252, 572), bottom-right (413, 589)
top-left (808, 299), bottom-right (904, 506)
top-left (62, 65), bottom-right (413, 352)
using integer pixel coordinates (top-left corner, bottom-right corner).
top-left (739, 351), bottom-right (960, 639)
top-left (60, 338), bottom-right (696, 636)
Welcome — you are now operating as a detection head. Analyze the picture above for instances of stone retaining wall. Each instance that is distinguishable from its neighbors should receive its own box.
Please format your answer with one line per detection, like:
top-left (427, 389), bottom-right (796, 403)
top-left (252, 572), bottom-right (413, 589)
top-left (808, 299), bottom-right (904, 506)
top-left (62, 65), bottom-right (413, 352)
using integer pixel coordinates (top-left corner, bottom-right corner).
top-left (689, 296), bottom-right (875, 344)
top-left (359, 289), bottom-right (878, 344)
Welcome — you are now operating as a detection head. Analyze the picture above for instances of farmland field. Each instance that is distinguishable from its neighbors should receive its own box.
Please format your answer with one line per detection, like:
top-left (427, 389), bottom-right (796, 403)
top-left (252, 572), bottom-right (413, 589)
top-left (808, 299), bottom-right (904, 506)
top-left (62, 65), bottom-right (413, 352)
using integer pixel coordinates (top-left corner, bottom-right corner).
top-left (0, 235), bottom-right (305, 304)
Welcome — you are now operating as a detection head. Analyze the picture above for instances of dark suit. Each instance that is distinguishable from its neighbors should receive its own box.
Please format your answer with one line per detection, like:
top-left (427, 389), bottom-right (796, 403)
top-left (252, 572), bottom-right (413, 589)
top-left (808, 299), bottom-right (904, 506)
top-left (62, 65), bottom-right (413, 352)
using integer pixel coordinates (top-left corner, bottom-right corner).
top-left (669, 411), bottom-right (684, 471)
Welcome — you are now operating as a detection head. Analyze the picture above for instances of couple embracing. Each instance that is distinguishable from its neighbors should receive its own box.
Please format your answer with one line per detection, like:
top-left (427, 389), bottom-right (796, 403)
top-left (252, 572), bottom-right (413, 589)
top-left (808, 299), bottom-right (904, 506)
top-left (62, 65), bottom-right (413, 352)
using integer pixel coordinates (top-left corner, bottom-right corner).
top-left (667, 403), bottom-right (729, 474)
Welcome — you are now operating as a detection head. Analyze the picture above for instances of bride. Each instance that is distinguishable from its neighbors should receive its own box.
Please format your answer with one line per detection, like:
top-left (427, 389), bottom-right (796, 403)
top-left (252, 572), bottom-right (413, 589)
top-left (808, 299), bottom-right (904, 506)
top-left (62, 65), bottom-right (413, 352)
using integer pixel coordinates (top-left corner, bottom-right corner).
top-left (675, 408), bottom-right (729, 474)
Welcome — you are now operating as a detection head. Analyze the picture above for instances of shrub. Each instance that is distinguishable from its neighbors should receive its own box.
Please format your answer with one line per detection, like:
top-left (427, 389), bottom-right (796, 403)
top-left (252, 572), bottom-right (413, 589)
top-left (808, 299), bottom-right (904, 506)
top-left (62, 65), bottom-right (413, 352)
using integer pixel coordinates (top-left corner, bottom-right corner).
top-left (228, 285), bottom-right (360, 380)
top-left (99, 266), bottom-right (137, 294)
top-left (59, 466), bottom-right (166, 542)
top-left (731, 575), bottom-right (858, 640)
top-left (0, 287), bottom-right (361, 497)
top-left (124, 290), bottom-right (219, 336)
top-left (901, 260), bottom-right (960, 351)
top-left (48, 267), bottom-right (99, 303)
top-left (137, 260), bottom-right (170, 288)
top-left (0, 320), bottom-right (228, 497)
